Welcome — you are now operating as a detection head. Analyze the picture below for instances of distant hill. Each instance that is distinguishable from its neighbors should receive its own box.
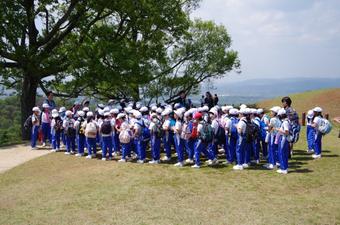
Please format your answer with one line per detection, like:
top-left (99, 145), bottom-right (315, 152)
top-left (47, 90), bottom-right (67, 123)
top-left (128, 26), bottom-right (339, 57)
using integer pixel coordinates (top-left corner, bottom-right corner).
top-left (257, 88), bottom-right (340, 119)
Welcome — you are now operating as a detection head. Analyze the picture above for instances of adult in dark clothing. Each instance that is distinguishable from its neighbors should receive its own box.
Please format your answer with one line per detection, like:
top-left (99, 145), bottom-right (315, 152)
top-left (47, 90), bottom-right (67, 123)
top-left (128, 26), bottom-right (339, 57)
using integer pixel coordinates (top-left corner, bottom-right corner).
top-left (213, 94), bottom-right (219, 106)
top-left (43, 91), bottom-right (56, 110)
top-left (169, 91), bottom-right (192, 109)
top-left (204, 92), bottom-right (214, 109)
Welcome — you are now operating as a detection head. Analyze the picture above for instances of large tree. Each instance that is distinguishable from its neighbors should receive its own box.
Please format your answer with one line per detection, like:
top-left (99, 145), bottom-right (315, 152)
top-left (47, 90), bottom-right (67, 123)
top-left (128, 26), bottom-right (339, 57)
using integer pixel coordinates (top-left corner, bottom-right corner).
top-left (0, 0), bottom-right (199, 139)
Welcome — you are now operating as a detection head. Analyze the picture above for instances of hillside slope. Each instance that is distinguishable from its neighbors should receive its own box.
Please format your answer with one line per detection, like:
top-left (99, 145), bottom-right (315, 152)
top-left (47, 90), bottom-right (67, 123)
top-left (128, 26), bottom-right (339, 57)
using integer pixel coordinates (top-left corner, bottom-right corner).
top-left (257, 88), bottom-right (340, 119)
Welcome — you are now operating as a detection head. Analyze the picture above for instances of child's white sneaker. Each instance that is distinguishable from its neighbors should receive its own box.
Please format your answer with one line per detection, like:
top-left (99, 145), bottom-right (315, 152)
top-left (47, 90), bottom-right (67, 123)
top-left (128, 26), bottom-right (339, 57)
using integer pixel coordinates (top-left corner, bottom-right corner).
top-left (251, 160), bottom-right (260, 164)
top-left (191, 164), bottom-right (200, 169)
top-left (185, 159), bottom-right (194, 164)
top-left (137, 160), bottom-right (144, 164)
top-left (75, 153), bottom-right (83, 157)
top-left (264, 164), bottom-right (274, 170)
top-left (118, 159), bottom-right (126, 163)
top-left (242, 163), bottom-right (249, 168)
top-left (56, 148), bottom-right (60, 152)
top-left (42, 142), bottom-right (46, 147)
top-left (208, 159), bottom-right (219, 166)
top-left (161, 156), bottom-right (170, 162)
top-left (31, 147), bottom-right (37, 150)
top-left (312, 154), bottom-right (321, 159)
top-left (70, 151), bottom-right (75, 154)
top-left (149, 160), bottom-right (159, 164)
top-left (174, 162), bottom-right (184, 167)
top-left (101, 157), bottom-right (106, 161)
top-left (64, 152), bottom-right (70, 155)
top-left (233, 165), bottom-right (243, 170)
top-left (86, 155), bottom-right (92, 159)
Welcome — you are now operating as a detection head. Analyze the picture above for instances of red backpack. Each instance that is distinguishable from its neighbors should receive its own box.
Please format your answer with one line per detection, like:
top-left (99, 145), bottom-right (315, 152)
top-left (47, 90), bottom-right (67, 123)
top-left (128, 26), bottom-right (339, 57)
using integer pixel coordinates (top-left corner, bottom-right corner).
top-left (190, 121), bottom-right (198, 139)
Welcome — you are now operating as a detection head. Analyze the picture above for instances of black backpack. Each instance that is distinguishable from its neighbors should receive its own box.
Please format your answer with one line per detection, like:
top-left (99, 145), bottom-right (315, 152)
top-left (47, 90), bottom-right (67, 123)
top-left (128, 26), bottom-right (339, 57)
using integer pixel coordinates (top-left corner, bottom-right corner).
top-left (101, 120), bottom-right (112, 135)
top-left (245, 120), bottom-right (260, 143)
top-left (24, 115), bottom-right (33, 130)
top-left (215, 124), bottom-right (226, 145)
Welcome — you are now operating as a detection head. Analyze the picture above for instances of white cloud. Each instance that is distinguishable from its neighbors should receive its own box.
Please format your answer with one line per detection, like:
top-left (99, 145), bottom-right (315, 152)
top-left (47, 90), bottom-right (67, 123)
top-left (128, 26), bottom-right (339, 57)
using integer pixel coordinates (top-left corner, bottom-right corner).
top-left (191, 0), bottom-right (340, 79)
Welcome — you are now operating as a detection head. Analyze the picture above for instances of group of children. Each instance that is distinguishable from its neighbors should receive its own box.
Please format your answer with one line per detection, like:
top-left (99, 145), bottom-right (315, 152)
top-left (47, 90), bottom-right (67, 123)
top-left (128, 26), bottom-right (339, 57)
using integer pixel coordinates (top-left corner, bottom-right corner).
top-left (29, 97), bottom-right (329, 174)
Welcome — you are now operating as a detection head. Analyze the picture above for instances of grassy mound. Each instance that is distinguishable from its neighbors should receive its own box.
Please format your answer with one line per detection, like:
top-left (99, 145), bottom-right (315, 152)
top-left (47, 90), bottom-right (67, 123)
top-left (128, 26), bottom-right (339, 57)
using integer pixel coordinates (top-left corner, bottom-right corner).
top-left (257, 88), bottom-right (340, 119)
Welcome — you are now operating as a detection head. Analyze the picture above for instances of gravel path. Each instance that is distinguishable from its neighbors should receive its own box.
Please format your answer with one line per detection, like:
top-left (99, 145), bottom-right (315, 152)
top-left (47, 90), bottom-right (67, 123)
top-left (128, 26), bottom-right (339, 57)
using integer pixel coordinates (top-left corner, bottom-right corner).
top-left (0, 144), bottom-right (51, 173)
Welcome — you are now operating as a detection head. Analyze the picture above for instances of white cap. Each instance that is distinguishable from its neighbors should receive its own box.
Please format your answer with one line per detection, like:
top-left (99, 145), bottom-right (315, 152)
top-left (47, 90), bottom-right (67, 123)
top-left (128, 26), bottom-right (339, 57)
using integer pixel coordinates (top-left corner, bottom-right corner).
top-left (209, 108), bottom-right (218, 116)
top-left (202, 106), bottom-right (209, 112)
top-left (98, 109), bottom-right (104, 116)
top-left (124, 107), bottom-right (132, 113)
top-left (51, 109), bottom-right (58, 114)
top-left (87, 111), bottom-right (94, 117)
top-left (240, 104), bottom-right (247, 110)
top-left (229, 108), bottom-right (239, 115)
top-left (161, 108), bottom-right (171, 116)
top-left (83, 107), bottom-right (89, 112)
top-left (117, 113), bottom-right (126, 119)
top-left (277, 108), bottom-right (286, 116)
top-left (140, 106), bottom-right (148, 112)
top-left (133, 111), bottom-right (142, 119)
top-left (65, 110), bottom-right (73, 116)
top-left (257, 109), bottom-right (264, 114)
top-left (184, 111), bottom-right (192, 118)
top-left (156, 108), bottom-right (163, 114)
top-left (250, 108), bottom-right (257, 114)
top-left (103, 106), bottom-right (110, 113)
top-left (52, 112), bottom-right (59, 118)
top-left (59, 107), bottom-right (66, 113)
top-left (78, 110), bottom-right (85, 117)
top-left (270, 106), bottom-right (281, 114)
top-left (174, 109), bottom-right (183, 118)
top-left (110, 108), bottom-right (119, 114)
top-left (104, 112), bottom-right (111, 117)
top-left (307, 110), bottom-right (314, 119)
top-left (313, 107), bottom-right (323, 113)
top-left (136, 102), bottom-right (142, 109)
top-left (174, 103), bottom-right (181, 109)
top-left (42, 103), bottom-right (50, 108)
top-left (32, 107), bottom-right (40, 112)
top-left (151, 105), bottom-right (158, 111)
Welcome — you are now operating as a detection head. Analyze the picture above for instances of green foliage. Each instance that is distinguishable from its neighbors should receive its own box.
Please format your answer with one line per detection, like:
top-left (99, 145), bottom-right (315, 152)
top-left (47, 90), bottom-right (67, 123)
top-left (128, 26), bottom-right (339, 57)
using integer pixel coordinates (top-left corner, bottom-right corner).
top-left (0, 96), bottom-right (22, 146)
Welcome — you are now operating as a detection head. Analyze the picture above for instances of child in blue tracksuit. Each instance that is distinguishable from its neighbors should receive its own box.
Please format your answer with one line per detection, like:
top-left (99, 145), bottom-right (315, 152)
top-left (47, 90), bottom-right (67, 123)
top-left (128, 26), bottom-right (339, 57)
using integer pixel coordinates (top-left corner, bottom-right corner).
top-left (51, 109), bottom-right (63, 152)
top-left (306, 110), bottom-right (315, 153)
top-left (31, 107), bottom-right (41, 150)
top-left (207, 108), bottom-right (219, 166)
top-left (117, 114), bottom-right (131, 162)
top-left (63, 110), bottom-right (76, 154)
top-left (161, 109), bottom-right (173, 162)
top-left (110, 109), bottom-right (120, 156)
top-left (100, 112), bottom-right (113, 161)
top-left (173, 109), bottom-right (185, 167)
top-left (74, 111), bottom-right (86, 157)
top-left (59, 107), bottom-right (67, 147)
top-left (264, 107), bottom-right (281, 170)
top-left (228, 109), bottom-right (239, 164)
top-left (84, 112), bottom-right (98, 159)
top-left (276, 108), bottom-right (290, 174)
top-left (311, 107), bottom-right (323, 159)
top-left (149, 113), bottom-right (162, 164)
top-left (191, 112), bottom-right (214, 169)
top-left (41, 103), bottom-right (51, 146)
top-left (183, 111), bottom-right (195, 164)
top-left (133, 111), bottom-right (147, 163)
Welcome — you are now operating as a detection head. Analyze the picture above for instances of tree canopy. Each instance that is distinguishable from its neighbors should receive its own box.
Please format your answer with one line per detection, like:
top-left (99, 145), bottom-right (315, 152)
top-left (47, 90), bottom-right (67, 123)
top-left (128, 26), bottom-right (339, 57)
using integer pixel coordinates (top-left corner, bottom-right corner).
top-left (0, 0), bottom-right (239, 139)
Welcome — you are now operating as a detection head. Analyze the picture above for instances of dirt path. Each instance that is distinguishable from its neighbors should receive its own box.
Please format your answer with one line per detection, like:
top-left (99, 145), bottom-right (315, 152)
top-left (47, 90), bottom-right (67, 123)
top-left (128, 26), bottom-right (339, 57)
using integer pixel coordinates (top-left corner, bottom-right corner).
top-left (0, 144), bottom-right (51, 173)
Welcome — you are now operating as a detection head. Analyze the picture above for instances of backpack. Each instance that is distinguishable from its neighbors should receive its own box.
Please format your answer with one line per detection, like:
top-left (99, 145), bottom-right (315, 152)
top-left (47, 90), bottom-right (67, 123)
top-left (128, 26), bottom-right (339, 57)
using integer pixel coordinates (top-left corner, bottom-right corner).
top-left (66, 121), bottom-right (76, 137)
top-left (190, 121), bottom-right (198, 140)
top-left (119, 130), bottom-right (131, 144)
top-left (54, 117), bottom-right (63, 131)
top-left (288, 122), bottom-right (301, 143)
top-left (154, 122), bottom-right (164, 139)
top-left (77, 118), bottom-right (85, 135)
top-left (230, 117), bottom-right (239, 139)
top-left (215, 122), bottom-right (226, 145)
top-left (199, 121), bottom-right (213, 143)
top-left (24, 115), bottom-right (33, 130)
top-left (318, 118), bottom-right (332, 135)
top-left (135, 120), bottom-right (151, 141)
top-left (182, 122), bottom-right (192, 140)
top-left (85, 121), bottom-right (97, 136)
top-left (245, 120), bottom-right (260, 143)
top-left (101, 120), bottom-right (112, 135)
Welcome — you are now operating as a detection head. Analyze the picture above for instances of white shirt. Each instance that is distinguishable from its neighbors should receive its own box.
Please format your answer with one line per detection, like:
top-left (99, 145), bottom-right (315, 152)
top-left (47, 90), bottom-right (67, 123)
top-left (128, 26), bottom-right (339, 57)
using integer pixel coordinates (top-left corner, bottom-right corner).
top-left (162, 120), bottom-right (171, 131)
top-left (280, 119), bottom-right (290, 136)
top-left (174, 120), bottom-right (182, 134)
top-left (211, 119), bottom-right (219, 134)
top-left (32, 114), bottom-right (40, 126)
top-left (197, 123), bottom-right (203, 133)
top-left (269, 117), bottom-right (281, 135)
top-left (41, 111), bottom-right (51, 123)
top-left (237, 118), bottom-right (247, 135)
top-left (313, 116), bottom-right (322, 128)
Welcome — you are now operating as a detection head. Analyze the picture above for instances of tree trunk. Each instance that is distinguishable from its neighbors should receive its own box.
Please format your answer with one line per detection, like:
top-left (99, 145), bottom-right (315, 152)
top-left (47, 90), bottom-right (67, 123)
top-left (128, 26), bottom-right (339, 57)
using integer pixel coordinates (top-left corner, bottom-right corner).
top-left (21, 75), bottom-right (38, 140)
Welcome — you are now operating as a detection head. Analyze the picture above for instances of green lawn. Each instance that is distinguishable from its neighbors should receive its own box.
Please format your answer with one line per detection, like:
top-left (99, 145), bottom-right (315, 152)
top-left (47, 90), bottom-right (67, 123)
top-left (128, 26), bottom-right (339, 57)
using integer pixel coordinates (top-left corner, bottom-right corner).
top-left (0, 126), bottom-right (339, 225)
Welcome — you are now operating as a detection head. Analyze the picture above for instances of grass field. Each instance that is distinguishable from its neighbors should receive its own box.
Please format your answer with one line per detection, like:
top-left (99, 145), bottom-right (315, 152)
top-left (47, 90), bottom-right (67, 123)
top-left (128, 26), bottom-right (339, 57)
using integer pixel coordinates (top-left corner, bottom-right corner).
top-left (0, 89), bottom-right (340, 225)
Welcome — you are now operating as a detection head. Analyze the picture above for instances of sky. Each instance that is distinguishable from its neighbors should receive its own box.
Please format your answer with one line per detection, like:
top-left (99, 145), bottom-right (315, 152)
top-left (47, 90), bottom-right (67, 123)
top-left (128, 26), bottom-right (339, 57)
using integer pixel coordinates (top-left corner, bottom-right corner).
top-left (191, 0), bottom-right (340, 83)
